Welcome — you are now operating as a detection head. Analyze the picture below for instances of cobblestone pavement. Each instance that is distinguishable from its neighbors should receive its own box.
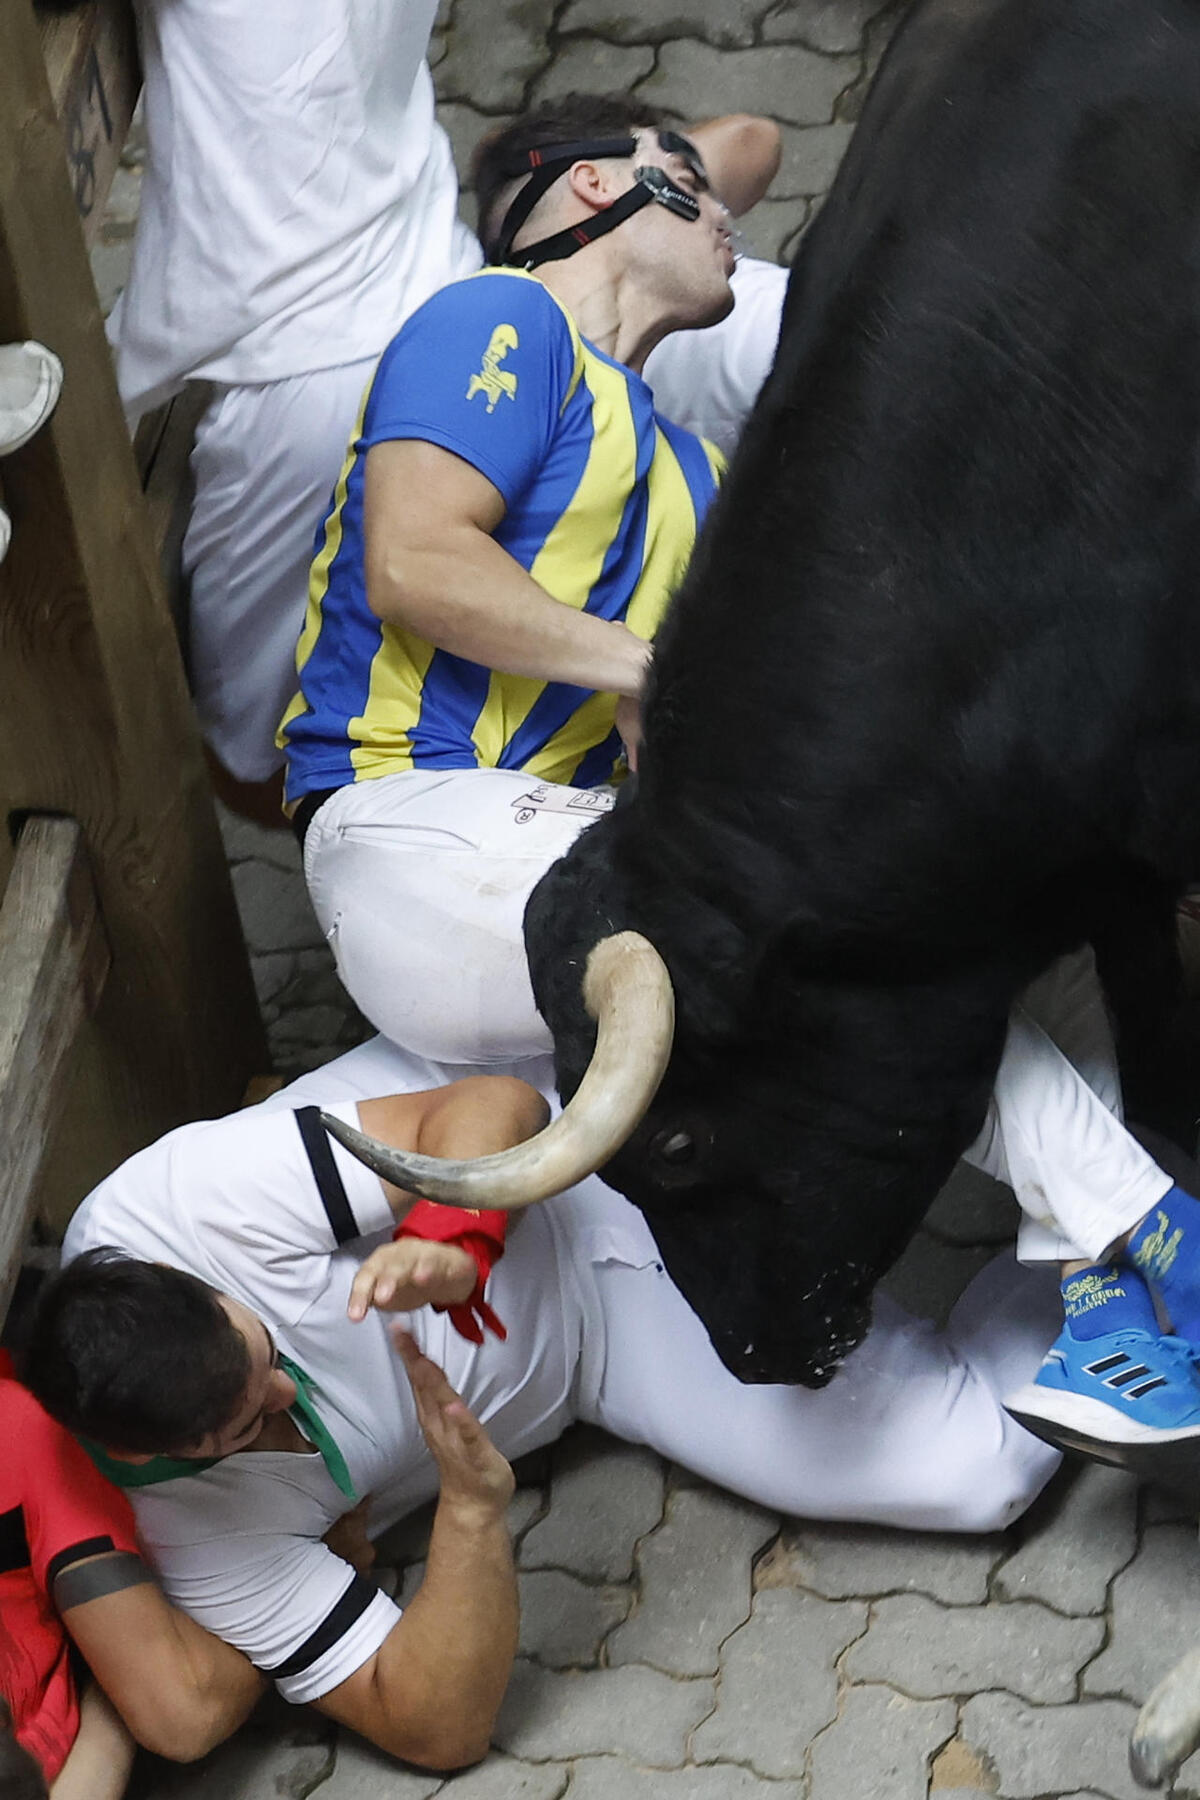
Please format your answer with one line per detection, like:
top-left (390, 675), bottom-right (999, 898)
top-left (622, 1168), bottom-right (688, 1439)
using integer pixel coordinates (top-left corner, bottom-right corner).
top-left (93, 3), bottom-right (1200, 1796)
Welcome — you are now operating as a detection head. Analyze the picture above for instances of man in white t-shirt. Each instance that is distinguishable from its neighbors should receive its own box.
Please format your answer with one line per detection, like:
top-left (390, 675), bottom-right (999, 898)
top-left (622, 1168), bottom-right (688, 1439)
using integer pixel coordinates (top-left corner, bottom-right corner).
top-left (114, 0), bottom-right (788, 793)
top-left (32, 981), bottom-right (1187, 1765)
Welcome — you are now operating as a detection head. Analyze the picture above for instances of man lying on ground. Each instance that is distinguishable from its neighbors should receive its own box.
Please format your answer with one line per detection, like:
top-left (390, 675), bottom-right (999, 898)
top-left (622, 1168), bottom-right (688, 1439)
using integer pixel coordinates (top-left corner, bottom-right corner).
top-left (25, 937), bottom-right (1200, 1770)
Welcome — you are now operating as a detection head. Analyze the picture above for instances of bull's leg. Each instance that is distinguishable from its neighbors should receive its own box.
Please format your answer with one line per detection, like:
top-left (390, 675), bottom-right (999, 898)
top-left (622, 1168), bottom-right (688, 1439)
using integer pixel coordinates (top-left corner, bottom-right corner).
top-left (1090, 874), bottom-right (1200, 1158)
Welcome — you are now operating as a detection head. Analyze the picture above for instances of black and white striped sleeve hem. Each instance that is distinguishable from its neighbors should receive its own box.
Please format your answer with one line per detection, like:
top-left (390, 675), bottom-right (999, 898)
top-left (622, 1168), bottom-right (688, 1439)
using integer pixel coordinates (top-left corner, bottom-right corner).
top-left (294, 1106), bottom-right (359, 1245)
top-left (256, 1575), bottom-right (400, 1704)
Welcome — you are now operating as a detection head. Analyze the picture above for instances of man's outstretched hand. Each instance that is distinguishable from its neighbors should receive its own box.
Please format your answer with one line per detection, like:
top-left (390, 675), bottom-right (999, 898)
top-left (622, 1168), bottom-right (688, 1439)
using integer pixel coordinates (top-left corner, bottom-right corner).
top-left (394, 1329), bottom-right (515, 1522)
top-left (348, 1238), bottom-right (478, 1321)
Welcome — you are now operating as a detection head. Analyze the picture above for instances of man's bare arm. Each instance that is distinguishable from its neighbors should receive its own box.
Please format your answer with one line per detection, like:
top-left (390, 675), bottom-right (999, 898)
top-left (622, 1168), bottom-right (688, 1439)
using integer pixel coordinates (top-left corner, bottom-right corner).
top-left (313, 1335), bottom-right (517, 1769)
top-left (355, 1076), bottom-right (550, 1223)
top-left (687, 115), bottom-right (782, 217)
top-left (364, 439), bottom-right (650, 699)
top-left (58, 1561), bottom-right (267, 1763)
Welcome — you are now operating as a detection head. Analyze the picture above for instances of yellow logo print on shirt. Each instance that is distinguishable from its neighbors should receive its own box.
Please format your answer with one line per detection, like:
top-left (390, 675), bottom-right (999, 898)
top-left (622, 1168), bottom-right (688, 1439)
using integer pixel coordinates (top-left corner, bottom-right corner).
top-left (467, 324), bottom-right (519, 413)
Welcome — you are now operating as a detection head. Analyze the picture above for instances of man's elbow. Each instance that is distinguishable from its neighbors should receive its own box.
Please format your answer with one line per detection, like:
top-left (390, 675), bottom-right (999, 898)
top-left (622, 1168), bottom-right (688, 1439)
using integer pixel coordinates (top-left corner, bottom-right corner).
top-left (379, 1723), bottom-right (492, 1773)
top-left (126, 1696), bottom-right (241, 1763)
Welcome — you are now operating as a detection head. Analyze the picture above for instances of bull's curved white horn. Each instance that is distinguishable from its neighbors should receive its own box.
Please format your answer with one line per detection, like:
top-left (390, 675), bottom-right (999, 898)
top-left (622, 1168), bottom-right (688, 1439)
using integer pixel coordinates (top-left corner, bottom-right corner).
top-left (1130, 1648), bottom-right (1200, 1789)
top-left (319, 930), bottom-right (674, 1210)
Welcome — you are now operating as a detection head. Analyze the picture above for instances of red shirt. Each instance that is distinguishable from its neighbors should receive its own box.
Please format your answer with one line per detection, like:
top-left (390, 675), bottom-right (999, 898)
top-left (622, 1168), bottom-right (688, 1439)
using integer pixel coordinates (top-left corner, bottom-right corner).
top-left (0, 1352), bottom-right (139, 1781)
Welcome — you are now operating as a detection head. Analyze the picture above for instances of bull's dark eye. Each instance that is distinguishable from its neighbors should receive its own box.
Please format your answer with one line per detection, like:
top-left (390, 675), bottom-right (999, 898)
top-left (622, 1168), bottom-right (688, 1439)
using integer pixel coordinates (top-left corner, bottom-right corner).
top-left (652, 1129), bottom-right (696, 1165)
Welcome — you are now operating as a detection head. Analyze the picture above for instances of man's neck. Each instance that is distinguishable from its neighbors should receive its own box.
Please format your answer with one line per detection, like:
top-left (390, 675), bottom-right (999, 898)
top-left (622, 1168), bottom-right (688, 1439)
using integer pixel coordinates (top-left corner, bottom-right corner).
top-left (243, 1411), bottom-right (316, 1455)
top-left (533, 260), bottom-right (669, 374)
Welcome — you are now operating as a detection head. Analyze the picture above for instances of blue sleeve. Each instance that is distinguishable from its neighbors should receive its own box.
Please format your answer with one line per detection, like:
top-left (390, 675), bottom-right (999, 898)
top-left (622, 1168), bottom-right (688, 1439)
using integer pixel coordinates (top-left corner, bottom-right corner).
top-left (359, 274), bottom-right (578, 507)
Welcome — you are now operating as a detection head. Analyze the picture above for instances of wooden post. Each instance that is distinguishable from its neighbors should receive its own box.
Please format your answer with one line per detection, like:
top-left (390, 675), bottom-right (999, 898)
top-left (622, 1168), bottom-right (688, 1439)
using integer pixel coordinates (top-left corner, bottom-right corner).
top-left (0, 0), bottom-right (267, 1233)
top-left (0, 818), bottom-right (109, 1320)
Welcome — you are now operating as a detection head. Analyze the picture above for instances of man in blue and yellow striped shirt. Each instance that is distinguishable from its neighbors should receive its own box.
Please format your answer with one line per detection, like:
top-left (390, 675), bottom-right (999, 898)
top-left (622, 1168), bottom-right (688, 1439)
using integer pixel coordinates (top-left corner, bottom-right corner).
top-left (280, 95), bottom-right (744, 1064)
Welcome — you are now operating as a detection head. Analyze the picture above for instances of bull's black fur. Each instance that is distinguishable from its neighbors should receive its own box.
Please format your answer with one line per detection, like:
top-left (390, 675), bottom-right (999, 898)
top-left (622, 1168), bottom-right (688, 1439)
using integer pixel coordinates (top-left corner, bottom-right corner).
top-left (525, 0), bottom-right (1200, 1386)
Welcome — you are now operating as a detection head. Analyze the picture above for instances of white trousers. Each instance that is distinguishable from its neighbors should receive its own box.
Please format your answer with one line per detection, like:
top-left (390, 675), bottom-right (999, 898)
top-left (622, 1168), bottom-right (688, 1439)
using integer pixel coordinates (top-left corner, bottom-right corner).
top-left (304, 764), bottom-right (1172, 1266)
top-left (179, 257), bottom-right (790, 784)
top-left (183, 358), bottom-right (378, 782)
top-left (279, 1033), bottom-right (1062, 1533)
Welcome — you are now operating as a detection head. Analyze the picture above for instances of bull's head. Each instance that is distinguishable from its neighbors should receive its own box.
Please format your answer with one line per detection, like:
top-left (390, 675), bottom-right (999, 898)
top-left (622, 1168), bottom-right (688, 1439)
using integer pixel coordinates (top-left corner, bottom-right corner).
top-left (319, 812), bottom-right (992, 1389)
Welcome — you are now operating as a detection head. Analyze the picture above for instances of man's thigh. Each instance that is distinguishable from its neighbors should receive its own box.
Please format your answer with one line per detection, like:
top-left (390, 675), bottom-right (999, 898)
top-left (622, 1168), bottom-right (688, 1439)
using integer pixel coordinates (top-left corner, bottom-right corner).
top-left (303, 769), bottom-right (614, 1062)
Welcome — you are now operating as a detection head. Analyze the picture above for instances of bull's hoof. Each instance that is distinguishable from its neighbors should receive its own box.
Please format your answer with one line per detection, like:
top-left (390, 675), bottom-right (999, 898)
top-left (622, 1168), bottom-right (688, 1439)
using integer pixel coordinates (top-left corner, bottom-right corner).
top-left (1130, 1648), bottom-right (1200, 1788)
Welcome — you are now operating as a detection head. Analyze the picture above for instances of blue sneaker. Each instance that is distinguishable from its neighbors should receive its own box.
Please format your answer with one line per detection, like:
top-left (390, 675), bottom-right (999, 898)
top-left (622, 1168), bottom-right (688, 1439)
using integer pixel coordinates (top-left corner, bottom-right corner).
top-left (1004, 1325), bottom-right (1200, 1487)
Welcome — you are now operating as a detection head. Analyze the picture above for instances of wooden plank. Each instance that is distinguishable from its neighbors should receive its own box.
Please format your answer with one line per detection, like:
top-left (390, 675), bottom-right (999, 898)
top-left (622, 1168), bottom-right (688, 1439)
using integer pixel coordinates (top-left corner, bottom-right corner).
top-left (0, 817), bottom-right (109, 1325)
top-left (39, 0), bottom-right (139, 247)
top-left (0, 0), bottom-right (267, 1236)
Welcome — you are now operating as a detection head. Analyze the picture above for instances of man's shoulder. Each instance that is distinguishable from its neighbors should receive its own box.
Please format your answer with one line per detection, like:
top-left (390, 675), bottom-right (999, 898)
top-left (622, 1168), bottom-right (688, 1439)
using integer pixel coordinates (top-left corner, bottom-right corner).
top-left (381, 269), bottom-right (576, 367)
top-left (64, 1106), bottom-right (307, 1262)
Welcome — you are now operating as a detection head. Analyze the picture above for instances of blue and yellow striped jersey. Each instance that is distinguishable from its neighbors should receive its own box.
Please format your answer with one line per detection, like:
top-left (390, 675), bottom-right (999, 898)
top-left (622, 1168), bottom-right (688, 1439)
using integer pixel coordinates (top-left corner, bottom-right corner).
top-left (279, 270), bottom-right (723, 801)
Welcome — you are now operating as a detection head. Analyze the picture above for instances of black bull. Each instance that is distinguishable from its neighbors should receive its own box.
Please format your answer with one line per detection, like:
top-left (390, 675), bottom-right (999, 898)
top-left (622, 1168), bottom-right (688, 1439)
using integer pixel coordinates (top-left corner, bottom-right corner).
top-left (524, 0), bottom-right (1200, 1387)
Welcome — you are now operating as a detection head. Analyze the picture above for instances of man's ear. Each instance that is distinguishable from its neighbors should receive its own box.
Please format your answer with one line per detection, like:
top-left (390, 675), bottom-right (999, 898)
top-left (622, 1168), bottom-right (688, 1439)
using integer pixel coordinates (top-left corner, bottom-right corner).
top-left (564, 158), bottom-right (619, 212)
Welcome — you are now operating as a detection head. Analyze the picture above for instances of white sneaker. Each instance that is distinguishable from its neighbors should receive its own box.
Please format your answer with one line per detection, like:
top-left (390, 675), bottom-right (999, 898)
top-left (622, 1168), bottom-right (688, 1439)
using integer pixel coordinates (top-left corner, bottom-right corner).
top-left (0, 342), bottom-right (64, 457)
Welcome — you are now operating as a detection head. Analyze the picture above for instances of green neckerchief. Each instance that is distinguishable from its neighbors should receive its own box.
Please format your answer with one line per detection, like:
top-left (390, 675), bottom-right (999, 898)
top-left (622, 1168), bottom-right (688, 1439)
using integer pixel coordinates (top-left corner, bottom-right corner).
top-left (81, 1354), bottom-right (356, 1500)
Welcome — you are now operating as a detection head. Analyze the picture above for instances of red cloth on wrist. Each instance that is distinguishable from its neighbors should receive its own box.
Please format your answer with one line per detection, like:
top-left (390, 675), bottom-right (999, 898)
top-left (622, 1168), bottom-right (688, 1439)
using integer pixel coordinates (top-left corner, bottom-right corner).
top-left (395, 1201), bottom-right (509, 1344)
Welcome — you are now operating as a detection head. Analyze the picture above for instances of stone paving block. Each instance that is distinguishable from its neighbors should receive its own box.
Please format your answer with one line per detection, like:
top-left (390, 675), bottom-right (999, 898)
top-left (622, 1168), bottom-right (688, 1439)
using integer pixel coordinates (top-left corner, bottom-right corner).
top-left (557, 0), bottom-right (767, 49)
top-left (960, 1692), bottom-right (1142, 1800)
top-left (994, 1463), bottom-right (1138, 1615)
top-left (231, 859), bottom-right (325, 955)
top-left (217, 802), bottom-right (305, 875)
top-left (1142, 1484), bottom-right (1198, 1525)
top-left (434, 1755), bottom-right (569, 1798)
top-left (317, 1735), bottom-right (442, 1797)
top-left (434, 0), bottom-right (557, 111)
top-left (495, 1660), bottom-right (713, 1763)
top-left (438, 101), bottom-right (497, 193)
top-left (519, 1425), bottom-right (665, 1582)
top-left (762, 0), bottom-right (894, 55)
top-left (568, 1760), bottom-right (804, 1798)
top-left (808, 1684), bottom-right (955, 1800)
top-left (639, 41), bottom-right (857, 128)
top-left (1083, 1523), bottom-right (1200, 1705)
top-left (758, 1518), bottom-right (1003, 1604)
top-left (773, 120), bottom-right (856, 197)
top-left (846, 1594), bottom-right (1104, 1704)
top-left (734, 196), bottom-right (810, 265)
top-left (607, 1485), bottom-right (778, 1675)
top-left (690, 1588), bottom-right (867, 1777)
top-left (517, 1568), bottom-right (630, 1667)
top-left (531, 39), bottom-right (657, 103)
top-left (141, 1713), bottom-right (334, 1800)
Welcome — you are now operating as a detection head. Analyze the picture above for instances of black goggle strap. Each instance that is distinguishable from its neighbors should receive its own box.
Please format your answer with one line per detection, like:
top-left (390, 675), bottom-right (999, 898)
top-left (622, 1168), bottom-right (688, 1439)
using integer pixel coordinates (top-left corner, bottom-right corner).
top-left (489, 130), bottom-right (708, 269)
top-left (488, 136), bottom-right (638, 266)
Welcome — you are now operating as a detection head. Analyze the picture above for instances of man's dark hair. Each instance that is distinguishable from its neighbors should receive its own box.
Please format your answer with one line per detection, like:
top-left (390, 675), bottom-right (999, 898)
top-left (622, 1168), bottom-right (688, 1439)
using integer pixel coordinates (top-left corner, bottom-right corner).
top-left (0, 1698), bottom-right (47, 1800)
top-left (23, 1249), bottom-right (251, 1454)
top-left (473, 93), bottom-right (659, 258)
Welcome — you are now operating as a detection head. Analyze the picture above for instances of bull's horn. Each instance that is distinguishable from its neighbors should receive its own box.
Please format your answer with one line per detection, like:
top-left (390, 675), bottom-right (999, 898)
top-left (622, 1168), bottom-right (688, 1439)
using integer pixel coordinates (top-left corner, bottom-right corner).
top-left (319, 930), bottom-right (674, 1210)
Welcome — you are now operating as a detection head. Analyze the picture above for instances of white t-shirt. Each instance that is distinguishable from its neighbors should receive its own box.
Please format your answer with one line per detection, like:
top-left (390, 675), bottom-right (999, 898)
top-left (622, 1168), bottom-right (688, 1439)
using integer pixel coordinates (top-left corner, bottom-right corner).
top-left (63, 1095), bottom-right (588, 1703)
top-left (112, 0), bottom-right (482, 418)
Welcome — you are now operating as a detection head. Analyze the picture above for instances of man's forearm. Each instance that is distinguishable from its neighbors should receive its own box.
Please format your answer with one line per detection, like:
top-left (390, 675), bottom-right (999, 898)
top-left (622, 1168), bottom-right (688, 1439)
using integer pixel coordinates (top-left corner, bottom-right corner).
top-left (398, 1498), bottom-right (518, 1765)
top-left (319, 1496), bottom-right (517, 1770)
top-left (368, 524), bottom-right (650, 698)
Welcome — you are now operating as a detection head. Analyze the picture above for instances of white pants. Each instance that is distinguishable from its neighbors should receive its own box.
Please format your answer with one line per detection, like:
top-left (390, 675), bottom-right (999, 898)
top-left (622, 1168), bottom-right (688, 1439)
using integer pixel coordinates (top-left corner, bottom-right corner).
top-left (304, 764), bottom-right (1172, 1269)
top-left (180, 258), bottom-right (790, 784)
top-left (304, 767), bottom-right (617, 1063)
top-left (183, 358), bottom-right (378, 782)
top-left (278, 1032), bottom-right (1062, 1533)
